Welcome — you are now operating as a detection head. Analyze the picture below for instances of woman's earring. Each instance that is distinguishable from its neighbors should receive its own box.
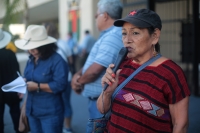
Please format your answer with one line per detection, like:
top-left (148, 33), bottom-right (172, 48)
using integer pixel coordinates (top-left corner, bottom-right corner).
top-left (153, 45), bottom-right (157, 57)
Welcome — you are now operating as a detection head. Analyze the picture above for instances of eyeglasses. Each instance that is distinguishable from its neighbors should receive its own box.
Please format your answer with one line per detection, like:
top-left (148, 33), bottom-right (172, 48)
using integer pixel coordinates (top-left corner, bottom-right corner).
top-left (95, 13), bottom-right (104, 19)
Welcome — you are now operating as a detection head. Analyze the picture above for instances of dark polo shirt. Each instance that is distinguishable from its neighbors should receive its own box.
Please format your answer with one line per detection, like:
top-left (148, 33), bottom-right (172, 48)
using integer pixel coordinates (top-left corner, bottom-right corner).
top-left (0, 48), bottom-right (21, 104)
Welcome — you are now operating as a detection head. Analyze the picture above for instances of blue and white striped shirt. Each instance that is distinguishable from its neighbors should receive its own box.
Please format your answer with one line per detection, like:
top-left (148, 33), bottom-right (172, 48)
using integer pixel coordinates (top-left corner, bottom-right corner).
top-left (82, 26), bottom-right (123, 98)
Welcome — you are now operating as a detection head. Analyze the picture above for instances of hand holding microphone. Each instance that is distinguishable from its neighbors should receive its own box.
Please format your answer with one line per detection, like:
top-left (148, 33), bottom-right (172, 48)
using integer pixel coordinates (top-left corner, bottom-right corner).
top-left (103, 47), bottom-right (128, 91)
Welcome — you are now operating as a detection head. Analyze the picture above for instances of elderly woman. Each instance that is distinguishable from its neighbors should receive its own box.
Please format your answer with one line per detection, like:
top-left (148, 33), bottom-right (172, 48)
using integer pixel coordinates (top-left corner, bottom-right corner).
top-left (15, 25), bottom-right (68, 133)
top-left (97, 9), bottom-right (190, 133)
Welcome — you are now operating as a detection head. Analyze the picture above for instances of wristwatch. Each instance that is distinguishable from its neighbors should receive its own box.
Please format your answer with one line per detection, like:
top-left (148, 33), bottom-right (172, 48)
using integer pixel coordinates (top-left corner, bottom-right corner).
top-left (37, 83), bottom-right (40, 93)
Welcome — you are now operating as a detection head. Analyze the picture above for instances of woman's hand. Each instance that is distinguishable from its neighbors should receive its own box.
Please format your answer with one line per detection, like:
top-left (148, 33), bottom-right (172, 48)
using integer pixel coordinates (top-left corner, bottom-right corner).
top-left (97, 64), bottom-right (121, 114)
top-left (101, 64), bottom-right (121, 95)
top-left (26, 81), bottom-right (38, 92)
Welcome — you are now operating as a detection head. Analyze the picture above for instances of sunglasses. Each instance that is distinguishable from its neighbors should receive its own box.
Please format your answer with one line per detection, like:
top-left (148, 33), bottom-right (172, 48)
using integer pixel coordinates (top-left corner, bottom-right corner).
top-left (95, 13), bottom-right (104, 19)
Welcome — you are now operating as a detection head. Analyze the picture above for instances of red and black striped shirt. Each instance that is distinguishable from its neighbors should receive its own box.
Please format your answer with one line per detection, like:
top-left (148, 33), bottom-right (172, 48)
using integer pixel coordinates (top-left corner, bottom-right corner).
top-left (106, 58), bottom-right (190, 133)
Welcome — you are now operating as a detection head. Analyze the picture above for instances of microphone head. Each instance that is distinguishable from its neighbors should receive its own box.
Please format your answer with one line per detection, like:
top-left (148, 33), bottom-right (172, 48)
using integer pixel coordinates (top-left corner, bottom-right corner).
top-left (119, 47), bottom-right (128, 56)
top-left (113, 47), bottom-right (128, 72)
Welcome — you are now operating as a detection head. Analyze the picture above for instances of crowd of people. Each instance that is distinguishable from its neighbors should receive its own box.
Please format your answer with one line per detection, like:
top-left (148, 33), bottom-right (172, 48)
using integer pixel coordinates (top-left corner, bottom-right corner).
top-left (0, 0), bottom-right (191, 133)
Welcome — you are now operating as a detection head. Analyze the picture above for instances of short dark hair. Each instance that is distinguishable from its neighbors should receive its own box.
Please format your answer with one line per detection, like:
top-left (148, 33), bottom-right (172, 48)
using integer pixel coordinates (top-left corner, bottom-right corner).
top-left (68, 31), bottom-right (73, 37)
top-left (85, 30), bottom-right (90, 34)
top-left (37, 43), bottom-right (57, 60)
top-left (44, 22), bottom-right (59, 39)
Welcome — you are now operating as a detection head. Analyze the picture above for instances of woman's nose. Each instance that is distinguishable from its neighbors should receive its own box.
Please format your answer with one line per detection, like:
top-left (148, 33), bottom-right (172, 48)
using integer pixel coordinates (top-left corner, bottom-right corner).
top-left (123, 34), bottom-right (132, 44)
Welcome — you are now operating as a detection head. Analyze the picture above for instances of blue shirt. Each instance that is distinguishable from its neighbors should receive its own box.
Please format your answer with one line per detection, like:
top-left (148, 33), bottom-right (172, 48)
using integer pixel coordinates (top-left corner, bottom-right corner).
top-left (67, 38), bottom-right (76, 55)
top-left (57, 39), bottom-right (72, 81)
top-left (82, 26), bottom-right (123, 97)
top-left (24, 52), bottom-right (68, 117)
top-left (80, 34), bottom-right (96, 53)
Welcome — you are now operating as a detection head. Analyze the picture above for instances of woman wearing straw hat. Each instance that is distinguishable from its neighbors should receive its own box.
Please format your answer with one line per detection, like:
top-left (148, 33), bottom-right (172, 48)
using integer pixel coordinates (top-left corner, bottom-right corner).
top-left (0, 28), bottom-right (23, 133)
top-left (15, 25), bottom-right (69, 133)
top-left (44, 22), bottom-right (73, 133)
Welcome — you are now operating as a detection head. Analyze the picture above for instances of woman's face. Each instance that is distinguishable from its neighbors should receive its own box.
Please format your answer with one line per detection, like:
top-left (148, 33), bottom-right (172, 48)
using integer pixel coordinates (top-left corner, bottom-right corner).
top-left (28, 48), bottom-right (40, 59)
top-left (122, 22), bottom-right (159, 63)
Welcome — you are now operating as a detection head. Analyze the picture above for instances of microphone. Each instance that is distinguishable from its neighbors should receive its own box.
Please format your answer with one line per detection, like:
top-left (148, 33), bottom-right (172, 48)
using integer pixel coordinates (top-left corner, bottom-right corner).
top-left (103, 47), bottom-right (128, 91)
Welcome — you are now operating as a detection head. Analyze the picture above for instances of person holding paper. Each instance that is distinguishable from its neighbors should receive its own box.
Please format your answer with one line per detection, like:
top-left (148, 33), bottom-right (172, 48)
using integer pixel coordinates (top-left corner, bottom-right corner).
top-left (0, 28), bottom-right (23, 133)
top-left (15, 25), bottom-right (69, 133)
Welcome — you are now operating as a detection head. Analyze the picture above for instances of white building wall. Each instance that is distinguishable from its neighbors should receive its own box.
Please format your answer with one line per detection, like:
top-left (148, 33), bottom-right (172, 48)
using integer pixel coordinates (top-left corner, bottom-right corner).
top-left (1, 0), bottom-right (98, 42)
top-left (79, 0), bottom-right (98, 41)
top-left (79, 0), bottom-right (94, 41)
top-left (27, 0), bottom-right (54, 8)
top-left (59, 0), bottom-right (69, 39)
top-left (58, 0), bottom-right (98, 42)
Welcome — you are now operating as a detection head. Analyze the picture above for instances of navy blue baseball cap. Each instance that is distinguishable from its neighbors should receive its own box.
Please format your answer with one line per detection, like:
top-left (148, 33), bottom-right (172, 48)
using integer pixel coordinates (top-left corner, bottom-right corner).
top-left (114, 9), bottom-right (162, 30)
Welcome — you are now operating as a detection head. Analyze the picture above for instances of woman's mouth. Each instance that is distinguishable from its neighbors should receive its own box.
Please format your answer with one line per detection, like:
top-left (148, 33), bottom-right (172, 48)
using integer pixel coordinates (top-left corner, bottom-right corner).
top-left (126, 47), bottom-right (133, 52)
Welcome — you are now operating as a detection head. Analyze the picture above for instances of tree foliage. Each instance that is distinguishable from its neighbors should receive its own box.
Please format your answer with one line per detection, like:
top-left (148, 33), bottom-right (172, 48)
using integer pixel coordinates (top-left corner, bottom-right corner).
top-left (0, 0), bottom-right (24, 31)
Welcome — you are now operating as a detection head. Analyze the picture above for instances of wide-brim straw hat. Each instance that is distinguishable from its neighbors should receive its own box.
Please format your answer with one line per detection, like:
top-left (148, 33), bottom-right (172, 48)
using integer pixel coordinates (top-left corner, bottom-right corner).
top-left (0, 29), bottom-right (11, 49)
top-left (15, 25), bottom-right (56, 50)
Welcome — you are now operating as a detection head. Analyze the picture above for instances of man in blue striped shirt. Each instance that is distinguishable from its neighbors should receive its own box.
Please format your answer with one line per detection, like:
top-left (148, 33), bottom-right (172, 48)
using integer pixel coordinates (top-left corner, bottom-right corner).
top-left (71, 0), bottom-right (123, 131)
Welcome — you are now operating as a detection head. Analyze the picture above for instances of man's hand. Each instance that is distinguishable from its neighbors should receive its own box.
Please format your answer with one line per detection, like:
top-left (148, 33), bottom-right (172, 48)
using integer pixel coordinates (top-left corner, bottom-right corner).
top-left (71, 74), bottom-right (83, 94)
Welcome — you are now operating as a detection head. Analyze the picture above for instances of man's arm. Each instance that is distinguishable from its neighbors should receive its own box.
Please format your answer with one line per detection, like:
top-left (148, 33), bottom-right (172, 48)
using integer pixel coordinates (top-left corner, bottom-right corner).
top-left (71, 64), bottom-right (105, 94)
top-left (77, 63), bottom-right (105, 85)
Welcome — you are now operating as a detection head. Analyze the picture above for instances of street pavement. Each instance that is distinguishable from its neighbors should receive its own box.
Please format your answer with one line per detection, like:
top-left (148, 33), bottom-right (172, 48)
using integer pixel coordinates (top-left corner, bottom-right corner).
top-left (3, 52), bottom-right (200, 133)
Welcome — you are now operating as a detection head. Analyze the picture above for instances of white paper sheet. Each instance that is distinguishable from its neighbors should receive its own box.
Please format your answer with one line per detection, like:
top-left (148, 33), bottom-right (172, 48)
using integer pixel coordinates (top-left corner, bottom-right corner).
top-left (1, 74), bottom-right (27, 94)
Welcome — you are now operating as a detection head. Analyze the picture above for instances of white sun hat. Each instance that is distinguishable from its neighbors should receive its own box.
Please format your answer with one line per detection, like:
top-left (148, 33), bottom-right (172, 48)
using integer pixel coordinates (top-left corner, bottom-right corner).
top-left (15, 25), bottom-right (57, 50)
top-left (0, 28), bottom-right (12, 49)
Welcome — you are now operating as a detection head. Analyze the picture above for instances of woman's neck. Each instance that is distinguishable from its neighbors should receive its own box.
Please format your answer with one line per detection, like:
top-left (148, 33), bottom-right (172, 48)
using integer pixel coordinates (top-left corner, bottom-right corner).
top-left (132, 54), bottom-right (155, 65)
top-left (34, 57), bottom-right (39, 65)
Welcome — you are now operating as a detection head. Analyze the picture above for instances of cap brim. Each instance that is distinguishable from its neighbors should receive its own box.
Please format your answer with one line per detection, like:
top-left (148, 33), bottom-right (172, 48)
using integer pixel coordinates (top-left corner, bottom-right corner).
top-left (0, 31), bottom-right (11, 49)
top-left (15, 36), bottom-right (56, 50)
top-left (114, 17), bottom-right (152, 28)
